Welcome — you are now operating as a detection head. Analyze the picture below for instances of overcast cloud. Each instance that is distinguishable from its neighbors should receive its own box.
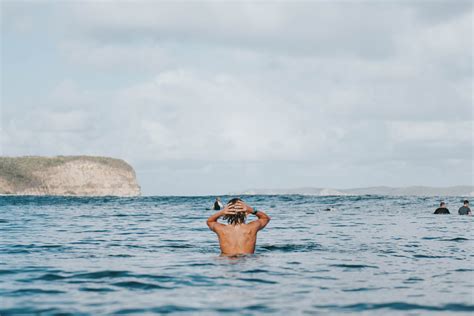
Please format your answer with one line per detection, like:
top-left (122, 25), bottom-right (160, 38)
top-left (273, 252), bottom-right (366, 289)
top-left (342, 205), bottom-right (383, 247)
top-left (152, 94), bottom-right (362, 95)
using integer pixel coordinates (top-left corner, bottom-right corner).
top-left (1, 1), bottom-right (472, 195)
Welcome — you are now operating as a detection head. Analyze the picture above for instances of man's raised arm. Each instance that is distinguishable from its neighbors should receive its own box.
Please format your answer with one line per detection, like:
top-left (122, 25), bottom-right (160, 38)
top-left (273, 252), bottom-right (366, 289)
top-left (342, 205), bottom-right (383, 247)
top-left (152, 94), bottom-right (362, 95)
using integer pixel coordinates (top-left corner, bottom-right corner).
top-left (206, 210), bottom-right (224, 231)
top-left (251, 209), bottom-right (271, 230)
top-left (236, 201), bottom-right (271, 230)
top-left (206, 205), bottom-right (236, 232)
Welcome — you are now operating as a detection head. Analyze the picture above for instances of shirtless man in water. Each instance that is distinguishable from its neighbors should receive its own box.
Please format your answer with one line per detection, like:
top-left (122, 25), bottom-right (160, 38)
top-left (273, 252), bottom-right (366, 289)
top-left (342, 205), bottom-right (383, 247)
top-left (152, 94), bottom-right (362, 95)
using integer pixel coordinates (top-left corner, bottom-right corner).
top-left (206, 198), bottom-right (270, 256)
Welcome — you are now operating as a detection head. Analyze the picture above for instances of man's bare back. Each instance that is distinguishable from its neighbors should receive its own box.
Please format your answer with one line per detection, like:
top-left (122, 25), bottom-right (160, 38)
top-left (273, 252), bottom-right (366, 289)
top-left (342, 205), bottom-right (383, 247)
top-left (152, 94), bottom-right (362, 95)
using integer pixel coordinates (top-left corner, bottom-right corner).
top-left (207, 199), bottom-right (270, 256)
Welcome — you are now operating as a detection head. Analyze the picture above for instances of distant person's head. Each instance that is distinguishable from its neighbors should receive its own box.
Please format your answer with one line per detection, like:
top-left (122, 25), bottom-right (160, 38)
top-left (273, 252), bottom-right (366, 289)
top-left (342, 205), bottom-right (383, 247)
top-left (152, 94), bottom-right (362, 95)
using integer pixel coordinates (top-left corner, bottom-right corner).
top-left (223, 198), bottom-right (246, 225)
top-left (213, 197), bottom-right (223, 210)
top-left (440, 202), bottom-right (446, 207)
top-left (464, 200), bottom-right (469, 206)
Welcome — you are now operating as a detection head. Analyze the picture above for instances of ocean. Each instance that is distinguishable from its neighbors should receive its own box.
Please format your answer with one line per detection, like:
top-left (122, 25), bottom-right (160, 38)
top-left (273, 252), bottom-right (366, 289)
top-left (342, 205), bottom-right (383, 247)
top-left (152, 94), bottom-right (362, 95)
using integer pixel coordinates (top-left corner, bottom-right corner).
top-left (0, 195), bottom-right (473, 315)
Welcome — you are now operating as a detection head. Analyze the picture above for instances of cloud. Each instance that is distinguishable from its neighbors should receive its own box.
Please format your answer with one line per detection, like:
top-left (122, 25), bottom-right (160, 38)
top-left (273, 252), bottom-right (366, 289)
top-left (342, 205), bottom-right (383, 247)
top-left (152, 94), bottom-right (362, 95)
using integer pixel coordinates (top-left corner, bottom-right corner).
top-left (1, 1), bottom-right (472, 193)
top-left (410, 0), bottom-right (472, 25)
top-left (388, 121), bottom-right (472, 144)
top-left (60, 40), bottom-right (173, 72)
top-left (66, 2), bottom-right (406, 59)
top-left (114, 69), bottom-right (341, 161)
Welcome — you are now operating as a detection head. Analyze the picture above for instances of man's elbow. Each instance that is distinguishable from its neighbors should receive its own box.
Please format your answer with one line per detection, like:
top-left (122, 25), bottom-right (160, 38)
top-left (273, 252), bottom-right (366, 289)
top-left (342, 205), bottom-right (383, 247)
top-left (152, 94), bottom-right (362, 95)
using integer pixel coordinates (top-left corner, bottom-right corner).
top-left (206, 219), bottom-right (216, 230)
top-left (262, 216), bottom-right (271, 225)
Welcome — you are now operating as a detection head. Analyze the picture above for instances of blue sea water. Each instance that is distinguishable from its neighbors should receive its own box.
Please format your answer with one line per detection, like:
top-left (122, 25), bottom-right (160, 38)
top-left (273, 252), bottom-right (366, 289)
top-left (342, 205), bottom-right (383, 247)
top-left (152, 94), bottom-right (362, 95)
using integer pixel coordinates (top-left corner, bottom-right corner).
top-left (0, 195), bottom-right (473, 315)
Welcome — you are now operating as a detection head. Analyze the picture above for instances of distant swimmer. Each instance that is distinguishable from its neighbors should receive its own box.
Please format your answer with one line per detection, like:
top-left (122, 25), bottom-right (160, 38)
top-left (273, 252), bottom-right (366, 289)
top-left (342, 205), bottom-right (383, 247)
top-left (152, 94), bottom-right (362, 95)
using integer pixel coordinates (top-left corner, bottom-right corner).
top-left (458, 200), bottom-right (472, 215)
top-left (207, 198), bottom-right (270, 256)
top-left (212, 197), bottom-right (224, 210)
top-left (434, 202), bottom-right (450, 214)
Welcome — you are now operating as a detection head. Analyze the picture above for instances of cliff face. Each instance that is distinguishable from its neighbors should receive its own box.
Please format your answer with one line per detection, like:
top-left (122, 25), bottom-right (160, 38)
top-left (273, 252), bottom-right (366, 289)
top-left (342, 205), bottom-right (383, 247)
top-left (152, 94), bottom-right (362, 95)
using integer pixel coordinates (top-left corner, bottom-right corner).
top-left (0, 156), bottom-right (141, 196)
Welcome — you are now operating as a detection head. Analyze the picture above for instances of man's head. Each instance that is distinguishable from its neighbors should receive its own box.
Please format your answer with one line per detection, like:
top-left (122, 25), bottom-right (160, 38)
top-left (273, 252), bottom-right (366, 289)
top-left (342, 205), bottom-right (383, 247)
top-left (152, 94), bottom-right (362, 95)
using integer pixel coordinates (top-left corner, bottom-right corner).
top-left (223, 198), bottom-right (246, 225)
top-left (440, 202), bottom-right (446, 207)
top-left (464, 200), bottom-right (469, 206)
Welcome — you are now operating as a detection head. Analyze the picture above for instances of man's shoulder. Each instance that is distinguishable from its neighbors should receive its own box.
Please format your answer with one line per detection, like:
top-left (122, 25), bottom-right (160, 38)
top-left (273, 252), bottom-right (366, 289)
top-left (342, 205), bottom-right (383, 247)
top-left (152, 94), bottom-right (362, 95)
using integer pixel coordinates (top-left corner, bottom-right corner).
top-left (244, 220), bottom-right (264, 230)
top-left (434, 208), bottom-right (449, 214)
top-left (458, 206), bottom-right (470, 213)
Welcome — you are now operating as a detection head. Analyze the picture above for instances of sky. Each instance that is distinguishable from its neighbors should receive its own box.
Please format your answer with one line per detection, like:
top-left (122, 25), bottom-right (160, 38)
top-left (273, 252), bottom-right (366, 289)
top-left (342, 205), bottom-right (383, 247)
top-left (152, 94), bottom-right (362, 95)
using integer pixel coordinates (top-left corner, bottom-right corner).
top-left (1, 0), bottom-right (473, 195)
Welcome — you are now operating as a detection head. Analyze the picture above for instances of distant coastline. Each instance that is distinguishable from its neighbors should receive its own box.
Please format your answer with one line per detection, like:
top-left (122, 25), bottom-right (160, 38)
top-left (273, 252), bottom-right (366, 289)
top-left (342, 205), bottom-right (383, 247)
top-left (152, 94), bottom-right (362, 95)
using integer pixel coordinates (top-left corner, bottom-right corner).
top-left (0, 156), bottom-right (141, 197)
top-left (232, 186), bottom-right (474, 197)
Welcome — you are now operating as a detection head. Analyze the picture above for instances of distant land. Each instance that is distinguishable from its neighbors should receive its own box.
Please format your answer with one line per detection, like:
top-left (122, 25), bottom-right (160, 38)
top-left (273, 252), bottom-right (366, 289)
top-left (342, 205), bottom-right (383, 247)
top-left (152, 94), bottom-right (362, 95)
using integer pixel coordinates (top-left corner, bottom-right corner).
top-left (0, 156), bottom-right (141, 196)
top-left (234, 186), bottom-right (474, 197)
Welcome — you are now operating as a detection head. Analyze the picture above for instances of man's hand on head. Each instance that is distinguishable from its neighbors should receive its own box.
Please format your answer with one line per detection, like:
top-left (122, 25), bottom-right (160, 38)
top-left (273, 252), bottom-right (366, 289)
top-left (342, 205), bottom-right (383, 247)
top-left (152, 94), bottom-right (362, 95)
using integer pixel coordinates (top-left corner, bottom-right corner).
top-left (222, 203), bottom-right (241, 215)
top-left (234, 201), bottom-right (254, 215)
top-left (222, 207), bottom-right (237, 216)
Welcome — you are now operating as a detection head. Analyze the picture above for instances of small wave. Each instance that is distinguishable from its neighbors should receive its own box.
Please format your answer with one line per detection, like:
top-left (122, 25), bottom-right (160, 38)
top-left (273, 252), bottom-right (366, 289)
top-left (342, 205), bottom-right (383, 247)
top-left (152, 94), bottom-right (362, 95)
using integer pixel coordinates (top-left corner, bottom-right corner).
top-left (313, 302), bottom-right (474, 312)
top-left (0, 307), bottom-right (64, 315)
top-left (124, 244), bottom-right (148, 249)
top-left (79, 287), bottom-right (115, 292)
top-left (259, 242), bottom-right (322, 252)
top-left (380, 249), bottom-right (396, 254)
top-left (311, 275), bottom-right (338, 280)
top-left (237, 277), bottom-right (278, 284)
top-left (148, 305), bottom-right (199, 313)
top-left (33, 273), bottom-right (67, 281)
top-left (3, 249), bottom-right (30, 254)
top-left (71, 240), bottom-right (102, 245)
top-left (330, 264), bottom-right (378, 269)
top-left (32, 244), bottom-right (64, 249)
top-left (287, 261), bottom-right (301, 265)
top-left (242, 269), bottom-right (270, 274)
top-left (342, 287), bottom-right (384, 292)
top-left (188, 262), bottom-right (216, 267)
top-left (404, 277), bottom-right (423, 284)
top-left (214, 304), bottom-right (276, 313)
top-left (73, 270), bottom-right (130, 279)
top-left (404, 244), bottom-right (420, 248)
top-left (442, 237), bottom-right (469, 242)
top-left (178, 274), bottom-right (219, 286)
top-left (6, 288), bottom-right (66, 296)
top-left (133, 274), bottom-right (176, 282)
top-left (243, 304), bottom-right (276, 312)
top-left (413, 254), bottom-right (447, 259)
top-left (152, 244), bottom-right (195, 249)
top-left (6, 244), bottom-right (69, 253)
top-left (113, 281), bottom-right (169, 290)
top-left (114, 308), bottom-right (148, 314)
top-left (432, 273), bottom-right (451, 278)
top-left (113, 305), bottom-right (199, 315)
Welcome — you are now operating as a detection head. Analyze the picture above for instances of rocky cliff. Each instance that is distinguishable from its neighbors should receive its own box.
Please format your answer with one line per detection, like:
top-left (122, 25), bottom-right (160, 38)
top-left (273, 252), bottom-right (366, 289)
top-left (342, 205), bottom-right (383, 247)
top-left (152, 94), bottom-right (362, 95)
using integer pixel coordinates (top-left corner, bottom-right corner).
top-left (0, 156), bottom-right (141, 196)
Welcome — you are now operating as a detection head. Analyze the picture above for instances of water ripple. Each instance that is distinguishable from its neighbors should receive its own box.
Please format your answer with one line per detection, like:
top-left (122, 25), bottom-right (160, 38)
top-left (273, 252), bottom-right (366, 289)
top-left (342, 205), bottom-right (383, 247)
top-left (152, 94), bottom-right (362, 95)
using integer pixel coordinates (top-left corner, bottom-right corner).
top-left (1, 195), bottom-right (472, 315)
top-left (313, 302), bottom-right (474, 312)
top-left (112, 281), bottom-right (170, 290)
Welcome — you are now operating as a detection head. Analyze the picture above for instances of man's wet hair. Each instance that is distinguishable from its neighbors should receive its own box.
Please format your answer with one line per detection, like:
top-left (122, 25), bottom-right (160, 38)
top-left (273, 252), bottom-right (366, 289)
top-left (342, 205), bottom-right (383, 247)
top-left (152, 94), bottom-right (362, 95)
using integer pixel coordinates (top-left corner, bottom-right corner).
top-left (227, 198), bottom-right (242, 205)
top-left (440, 202), bottom-right (446, 207)
top-left (223, 198), bottom-right (246, 225)
top-left (464, 200), bottom-right (469, 205)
